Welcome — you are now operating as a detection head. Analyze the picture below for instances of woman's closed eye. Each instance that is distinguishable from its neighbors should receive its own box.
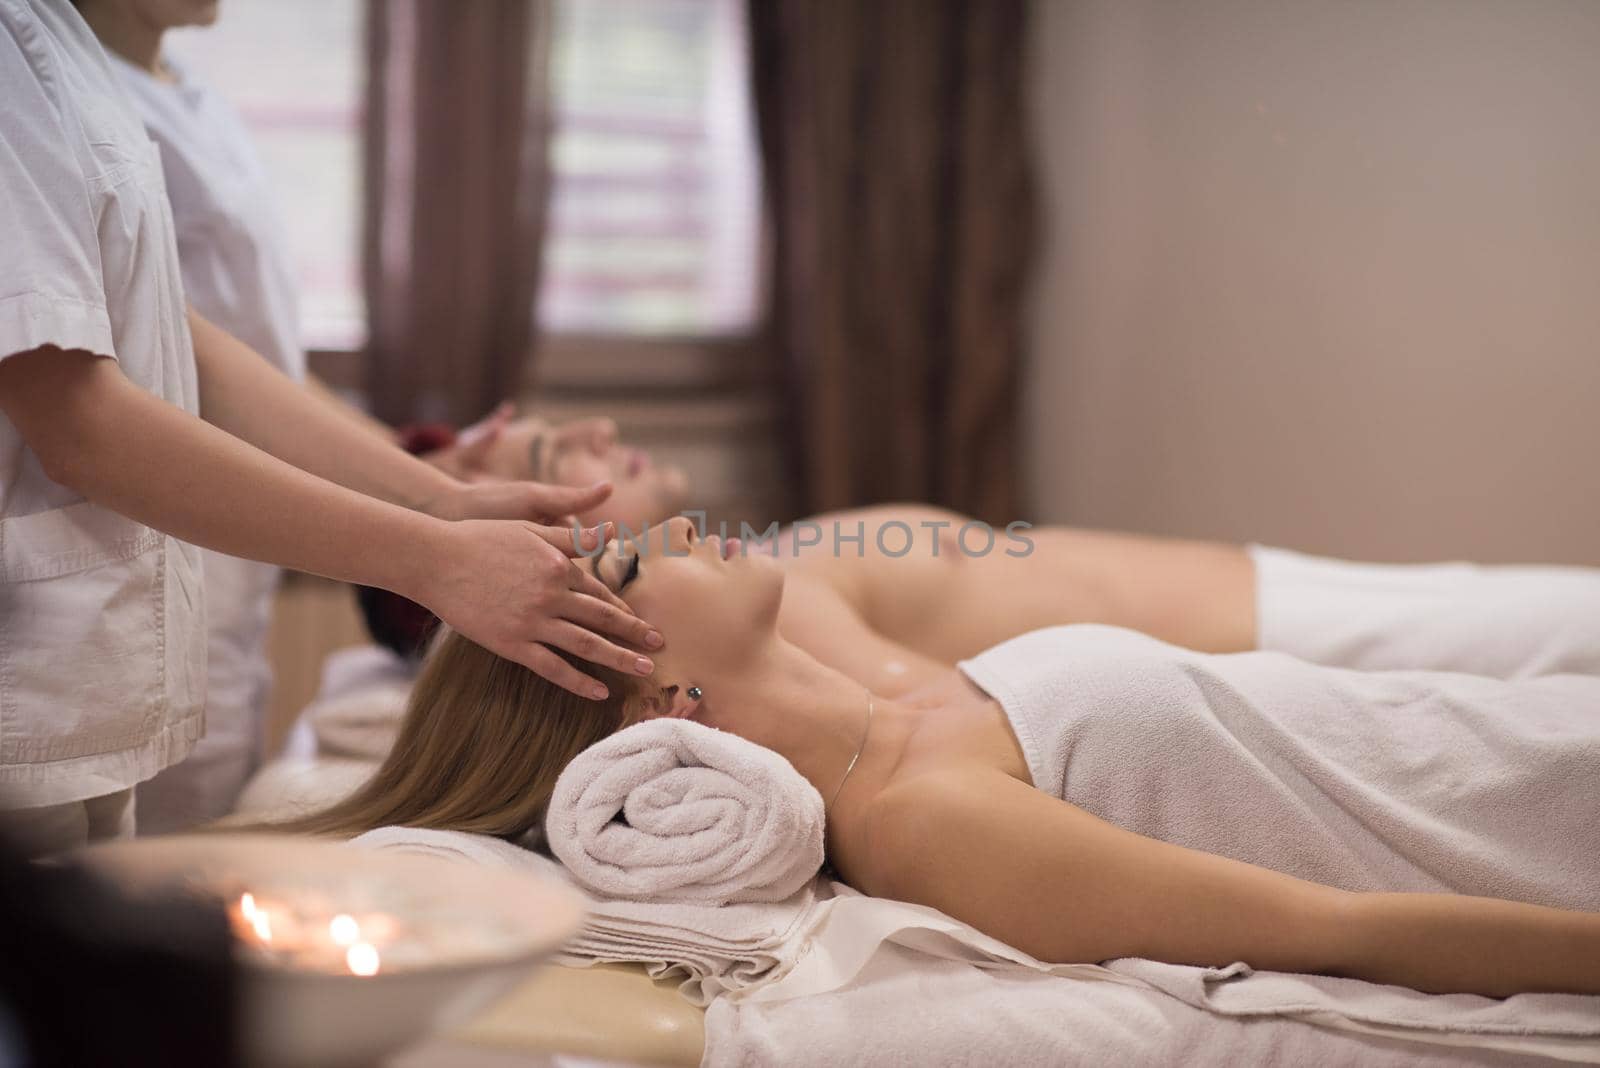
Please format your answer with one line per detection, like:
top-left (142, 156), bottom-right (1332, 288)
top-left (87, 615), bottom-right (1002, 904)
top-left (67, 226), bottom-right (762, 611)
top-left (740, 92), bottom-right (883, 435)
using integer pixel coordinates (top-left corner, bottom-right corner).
top-left (590, 540), bottom-right (642, 593)
top-left (601, 549), bottom-right (640, 591)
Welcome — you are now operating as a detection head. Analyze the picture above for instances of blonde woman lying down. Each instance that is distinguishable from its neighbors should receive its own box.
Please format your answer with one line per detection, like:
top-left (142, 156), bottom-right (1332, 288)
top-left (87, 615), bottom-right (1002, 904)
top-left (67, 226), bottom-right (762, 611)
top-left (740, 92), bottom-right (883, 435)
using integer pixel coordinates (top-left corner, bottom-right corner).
top-left (302, 515), bottom-right (1600, 999)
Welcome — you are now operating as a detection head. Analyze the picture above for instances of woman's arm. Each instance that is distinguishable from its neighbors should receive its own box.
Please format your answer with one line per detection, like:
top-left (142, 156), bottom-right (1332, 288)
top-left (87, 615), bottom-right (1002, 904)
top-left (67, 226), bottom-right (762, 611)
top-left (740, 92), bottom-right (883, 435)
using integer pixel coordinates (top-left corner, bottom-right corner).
top-left (189, 309), bottom-right (600, 522)
top-left (1338, 892), bottom-right (1600, 997)
top-left (303, 370), bottom-right (401, 444)
top-left (854, 768), bottom-right (1600, 997)
top-left (0, 347), bottom-right (659, 697)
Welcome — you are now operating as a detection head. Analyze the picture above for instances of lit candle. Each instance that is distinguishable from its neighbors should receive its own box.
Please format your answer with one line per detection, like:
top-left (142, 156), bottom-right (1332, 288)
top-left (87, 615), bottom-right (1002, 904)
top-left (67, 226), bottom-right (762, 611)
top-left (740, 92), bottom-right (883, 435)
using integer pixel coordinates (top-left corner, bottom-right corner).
top-left (346, 942), bottom-right (381, 977)
top-left (229, 891), bottom-right (395, 977)
top-left (239, 892), bottom-right (273, 943)
top-left (329, 913), bottom-right (360, 947)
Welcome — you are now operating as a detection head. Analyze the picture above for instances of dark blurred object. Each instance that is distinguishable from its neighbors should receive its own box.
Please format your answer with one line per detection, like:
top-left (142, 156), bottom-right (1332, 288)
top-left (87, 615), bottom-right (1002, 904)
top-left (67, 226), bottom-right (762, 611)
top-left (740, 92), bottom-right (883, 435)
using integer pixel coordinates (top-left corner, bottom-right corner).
top-left (396, 421), bottom-right (458, 456)
top-left (355, 422), bottom-right (448, 661)
top-left (749, 0), bottom-right (1035, 525)
top-left (356, 583), bottom-right (439, 663)
top-left (0, 834), bottom-right (239, 1068)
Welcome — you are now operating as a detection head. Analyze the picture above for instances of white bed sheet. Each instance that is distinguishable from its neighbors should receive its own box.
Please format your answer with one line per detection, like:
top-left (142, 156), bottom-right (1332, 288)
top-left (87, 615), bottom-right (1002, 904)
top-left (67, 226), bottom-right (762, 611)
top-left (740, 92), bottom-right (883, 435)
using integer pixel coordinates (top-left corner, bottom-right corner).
top-left (707, 943), bottom-right (1571, 1067)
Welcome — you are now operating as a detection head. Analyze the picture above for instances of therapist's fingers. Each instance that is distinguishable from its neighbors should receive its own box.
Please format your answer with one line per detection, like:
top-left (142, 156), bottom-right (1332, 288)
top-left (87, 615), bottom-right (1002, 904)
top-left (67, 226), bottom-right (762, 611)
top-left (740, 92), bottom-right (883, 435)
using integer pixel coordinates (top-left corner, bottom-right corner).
top-left (562, 553), bottom-right (649, 626)
top-left (538, 619), bottom-right (655, 681)
top-left (532, 521), bottom-right (612, 557)
top-left (454, 416), bottom-right (508, 469)
top-left (458, 402), bottom-right (513, 445)
top-left (563, 589), bottom-right (663, 650)
top-left (569, 557), bottom-right (641, 619)
top-left (522, 479), bottom-right (613, 521)
top-left (515, 642), bottom-right (613, 701)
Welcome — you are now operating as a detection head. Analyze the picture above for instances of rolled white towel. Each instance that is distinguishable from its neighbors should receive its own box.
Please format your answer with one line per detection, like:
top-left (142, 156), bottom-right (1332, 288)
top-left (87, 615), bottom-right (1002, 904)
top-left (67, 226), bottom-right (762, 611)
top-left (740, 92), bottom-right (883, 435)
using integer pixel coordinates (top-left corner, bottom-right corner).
top-left (308, 685), bottom-right (409, 759)
top-left (305, 646), bottom-right (415, 760)
top-left (546, 719), bottom-right (825, 906)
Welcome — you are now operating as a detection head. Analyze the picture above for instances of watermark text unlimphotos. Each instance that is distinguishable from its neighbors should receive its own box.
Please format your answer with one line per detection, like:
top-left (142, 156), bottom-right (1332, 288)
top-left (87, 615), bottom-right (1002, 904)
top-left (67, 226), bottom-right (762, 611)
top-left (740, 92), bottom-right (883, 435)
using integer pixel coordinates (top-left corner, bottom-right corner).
top-left (576, 512), bottom-right (1035, 559)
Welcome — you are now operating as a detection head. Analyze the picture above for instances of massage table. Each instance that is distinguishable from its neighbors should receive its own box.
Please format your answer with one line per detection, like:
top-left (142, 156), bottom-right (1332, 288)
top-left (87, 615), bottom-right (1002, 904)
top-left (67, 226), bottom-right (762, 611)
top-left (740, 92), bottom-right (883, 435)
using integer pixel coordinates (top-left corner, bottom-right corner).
top-left (238, 649), bottom-right (1600, 1067)
top-left (243, 747), bottom-right (1599, 1067)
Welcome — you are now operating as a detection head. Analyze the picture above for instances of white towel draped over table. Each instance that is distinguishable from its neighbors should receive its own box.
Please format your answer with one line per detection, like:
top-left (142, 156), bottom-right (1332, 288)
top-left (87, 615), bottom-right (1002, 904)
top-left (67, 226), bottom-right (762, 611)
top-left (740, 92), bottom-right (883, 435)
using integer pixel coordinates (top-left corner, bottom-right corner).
top-left (351, 828), bottom-right (1600, 1064)
top-left (350, 825), bottom-right (821, 1005)
top-left (1249, 544), bottom-right (1600, 679)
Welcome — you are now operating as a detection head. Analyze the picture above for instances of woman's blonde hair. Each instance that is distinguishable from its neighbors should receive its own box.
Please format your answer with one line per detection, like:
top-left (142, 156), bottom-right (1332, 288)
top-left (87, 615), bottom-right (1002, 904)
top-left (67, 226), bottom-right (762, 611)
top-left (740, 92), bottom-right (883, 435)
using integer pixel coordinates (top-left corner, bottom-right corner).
top-left (268, 628), bottom-right (639, 840)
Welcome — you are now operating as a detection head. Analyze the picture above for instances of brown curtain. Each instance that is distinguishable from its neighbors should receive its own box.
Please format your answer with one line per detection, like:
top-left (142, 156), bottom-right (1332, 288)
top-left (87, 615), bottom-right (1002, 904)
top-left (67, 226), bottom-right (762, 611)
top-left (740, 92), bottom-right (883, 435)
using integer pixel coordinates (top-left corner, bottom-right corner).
top-left (748, 0), bottom-right (1035, 524)
top-left (362, 0), bottom-right (553, 425)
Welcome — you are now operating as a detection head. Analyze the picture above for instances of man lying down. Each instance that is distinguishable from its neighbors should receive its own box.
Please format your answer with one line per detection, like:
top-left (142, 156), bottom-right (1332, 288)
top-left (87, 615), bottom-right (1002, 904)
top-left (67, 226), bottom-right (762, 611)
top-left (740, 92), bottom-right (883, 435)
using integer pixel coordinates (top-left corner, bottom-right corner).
top-left (370, 411), bottom-right (1599, 692)
top-left (251, 414), bottom-right (1600, 1060)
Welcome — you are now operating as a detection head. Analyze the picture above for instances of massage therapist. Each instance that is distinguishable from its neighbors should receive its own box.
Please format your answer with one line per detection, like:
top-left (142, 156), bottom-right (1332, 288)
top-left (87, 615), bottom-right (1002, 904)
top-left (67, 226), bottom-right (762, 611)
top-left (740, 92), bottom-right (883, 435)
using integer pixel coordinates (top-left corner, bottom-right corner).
top-left (0, 0), bottom-right (659, 856)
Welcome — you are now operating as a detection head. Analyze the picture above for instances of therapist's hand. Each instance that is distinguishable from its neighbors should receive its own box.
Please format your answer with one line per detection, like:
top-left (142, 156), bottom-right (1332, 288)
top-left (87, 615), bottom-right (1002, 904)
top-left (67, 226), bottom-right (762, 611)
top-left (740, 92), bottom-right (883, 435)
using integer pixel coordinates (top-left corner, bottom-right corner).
top-left (422, 477), bottom-right (613, 527)
top-left (415, 518), bottom-right (663, 699)
top-left (419, 402), bottom-right (516, 482)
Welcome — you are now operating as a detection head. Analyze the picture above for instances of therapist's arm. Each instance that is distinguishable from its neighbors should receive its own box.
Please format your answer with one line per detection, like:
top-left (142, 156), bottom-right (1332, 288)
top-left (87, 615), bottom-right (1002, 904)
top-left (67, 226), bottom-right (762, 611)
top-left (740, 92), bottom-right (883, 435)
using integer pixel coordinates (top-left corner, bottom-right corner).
top-left (303, 373), bottom-right (517, 483)
top-left (0, 346), bottom-right (661, 698)
top-left (187, 308), bottom-right (590, 523)
top-left (303, 370), bottom-right (400, 444)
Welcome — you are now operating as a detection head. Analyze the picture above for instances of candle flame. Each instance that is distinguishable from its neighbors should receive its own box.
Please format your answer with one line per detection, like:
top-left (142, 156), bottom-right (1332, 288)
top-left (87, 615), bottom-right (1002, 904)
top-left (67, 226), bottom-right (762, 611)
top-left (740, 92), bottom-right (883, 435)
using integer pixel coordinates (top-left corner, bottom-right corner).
top-left (235, 892), bottom-right (389, 975)
top-left (346, 942), bottom-right (380, 977)
top-left (328, 913), bottom-right (360, 947)
top-left (239, 892), bottom-right (272, 943)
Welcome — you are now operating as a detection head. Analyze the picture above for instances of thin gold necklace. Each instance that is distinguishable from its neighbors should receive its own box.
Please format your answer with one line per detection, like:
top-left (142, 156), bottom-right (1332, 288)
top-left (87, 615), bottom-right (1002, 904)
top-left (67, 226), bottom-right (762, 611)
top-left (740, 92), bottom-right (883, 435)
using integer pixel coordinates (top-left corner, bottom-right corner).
top-left (825, 689), bottom-right (874, 814)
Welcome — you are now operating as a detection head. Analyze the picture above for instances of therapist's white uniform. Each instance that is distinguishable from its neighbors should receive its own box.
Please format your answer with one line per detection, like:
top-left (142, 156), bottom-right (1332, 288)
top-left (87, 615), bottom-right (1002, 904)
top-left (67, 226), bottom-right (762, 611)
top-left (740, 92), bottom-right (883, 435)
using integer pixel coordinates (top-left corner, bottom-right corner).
top-left (0, 0), bottom-right (206, 850)
top-left (111, 51), bottom-right (306, 833)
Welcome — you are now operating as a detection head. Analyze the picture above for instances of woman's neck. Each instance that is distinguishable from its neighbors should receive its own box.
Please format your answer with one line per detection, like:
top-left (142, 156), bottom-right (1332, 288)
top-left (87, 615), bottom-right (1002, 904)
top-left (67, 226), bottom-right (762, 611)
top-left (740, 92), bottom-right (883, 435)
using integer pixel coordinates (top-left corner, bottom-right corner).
top-left (75, 1), bottom-right (166, 77)
top-left (703, 639), bottom-right (914, 815)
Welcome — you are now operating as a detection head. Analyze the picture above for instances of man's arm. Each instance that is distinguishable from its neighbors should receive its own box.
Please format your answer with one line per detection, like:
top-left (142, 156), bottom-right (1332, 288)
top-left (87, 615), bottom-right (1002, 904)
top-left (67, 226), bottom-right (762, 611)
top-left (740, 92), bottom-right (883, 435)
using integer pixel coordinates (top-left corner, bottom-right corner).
top-left (0, 347), bottom-right (660, 697)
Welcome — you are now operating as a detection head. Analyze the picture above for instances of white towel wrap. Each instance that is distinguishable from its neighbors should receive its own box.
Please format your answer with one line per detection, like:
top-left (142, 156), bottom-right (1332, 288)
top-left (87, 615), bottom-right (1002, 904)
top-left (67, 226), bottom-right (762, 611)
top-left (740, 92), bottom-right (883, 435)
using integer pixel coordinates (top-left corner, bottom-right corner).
top-left (545, 719), bottom-right (825, 906)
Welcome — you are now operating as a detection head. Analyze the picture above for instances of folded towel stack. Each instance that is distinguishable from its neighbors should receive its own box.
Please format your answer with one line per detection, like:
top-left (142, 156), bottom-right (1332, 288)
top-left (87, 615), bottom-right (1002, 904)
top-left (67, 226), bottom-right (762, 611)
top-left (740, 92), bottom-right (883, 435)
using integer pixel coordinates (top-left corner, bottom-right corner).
top-left (351, 825), bottom-right (823, 1005)
top-left (544, 719), bottom-right (826, 907)
top-left (564, 882), bottom-right (824, 1005)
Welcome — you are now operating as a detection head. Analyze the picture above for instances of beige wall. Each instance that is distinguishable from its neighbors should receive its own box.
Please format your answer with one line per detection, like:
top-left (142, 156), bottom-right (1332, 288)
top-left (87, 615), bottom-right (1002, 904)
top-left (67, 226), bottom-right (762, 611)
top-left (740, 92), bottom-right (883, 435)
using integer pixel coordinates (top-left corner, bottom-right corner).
top-left (1025, 0), bottom-right (1600, 564)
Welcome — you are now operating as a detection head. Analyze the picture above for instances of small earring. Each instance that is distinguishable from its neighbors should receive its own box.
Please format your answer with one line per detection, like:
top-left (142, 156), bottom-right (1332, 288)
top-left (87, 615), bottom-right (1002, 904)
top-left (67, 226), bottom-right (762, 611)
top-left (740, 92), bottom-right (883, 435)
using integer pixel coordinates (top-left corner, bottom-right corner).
top-left (687, 686), bottom-right (703, 701)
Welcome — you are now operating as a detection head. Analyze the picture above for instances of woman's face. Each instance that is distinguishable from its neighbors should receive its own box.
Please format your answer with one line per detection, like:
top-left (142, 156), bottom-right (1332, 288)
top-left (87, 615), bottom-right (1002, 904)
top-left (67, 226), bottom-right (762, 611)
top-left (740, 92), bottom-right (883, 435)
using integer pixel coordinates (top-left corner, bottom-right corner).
top-left (495, 416), bottom-right (689, 531)
top-left (590, 516), bottom-right (784, 719)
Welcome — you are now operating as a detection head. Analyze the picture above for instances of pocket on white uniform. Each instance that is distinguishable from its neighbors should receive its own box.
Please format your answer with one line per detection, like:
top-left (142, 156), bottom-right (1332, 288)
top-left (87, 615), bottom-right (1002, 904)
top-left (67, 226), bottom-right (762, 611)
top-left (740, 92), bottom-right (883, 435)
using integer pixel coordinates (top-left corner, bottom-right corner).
top-left (0, 502), bottom-right (200, 766)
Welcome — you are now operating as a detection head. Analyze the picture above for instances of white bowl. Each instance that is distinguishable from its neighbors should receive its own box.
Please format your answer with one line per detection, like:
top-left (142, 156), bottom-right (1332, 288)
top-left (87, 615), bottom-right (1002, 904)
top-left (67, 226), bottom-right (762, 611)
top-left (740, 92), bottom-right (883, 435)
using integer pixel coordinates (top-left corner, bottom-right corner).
top-left (81, 834), bottom-right (587, 1067)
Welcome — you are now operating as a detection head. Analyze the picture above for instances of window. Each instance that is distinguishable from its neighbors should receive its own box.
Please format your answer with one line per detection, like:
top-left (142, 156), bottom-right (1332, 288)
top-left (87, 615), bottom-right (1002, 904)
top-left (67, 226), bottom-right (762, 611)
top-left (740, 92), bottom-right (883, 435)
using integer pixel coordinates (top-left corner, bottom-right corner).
top-left (165, 0), bottom-right (762, 352)
top-left (540, 0), bottom-right (762, 337)
top-left (166, 3), bottom-right (367, 352)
